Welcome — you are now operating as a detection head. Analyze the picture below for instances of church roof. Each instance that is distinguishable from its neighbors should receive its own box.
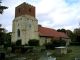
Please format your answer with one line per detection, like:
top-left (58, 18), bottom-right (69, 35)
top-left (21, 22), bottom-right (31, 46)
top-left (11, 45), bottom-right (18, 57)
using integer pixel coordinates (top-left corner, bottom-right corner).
top-left (38, 25), bottom-right (69, 38)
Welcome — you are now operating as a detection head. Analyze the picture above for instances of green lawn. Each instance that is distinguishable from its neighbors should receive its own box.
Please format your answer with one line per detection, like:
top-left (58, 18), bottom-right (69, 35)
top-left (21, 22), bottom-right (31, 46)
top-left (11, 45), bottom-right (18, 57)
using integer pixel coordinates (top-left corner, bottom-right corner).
top-left (52, 46), bottom-right (80, 60)
top-left (6, 46), bottom-right (80, 60)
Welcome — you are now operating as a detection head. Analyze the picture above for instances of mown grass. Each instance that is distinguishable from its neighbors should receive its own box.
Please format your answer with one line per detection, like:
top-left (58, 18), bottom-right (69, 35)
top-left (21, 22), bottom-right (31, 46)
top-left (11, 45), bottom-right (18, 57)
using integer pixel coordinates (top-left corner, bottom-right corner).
top-left (52, 46), bottom-right (80, 60)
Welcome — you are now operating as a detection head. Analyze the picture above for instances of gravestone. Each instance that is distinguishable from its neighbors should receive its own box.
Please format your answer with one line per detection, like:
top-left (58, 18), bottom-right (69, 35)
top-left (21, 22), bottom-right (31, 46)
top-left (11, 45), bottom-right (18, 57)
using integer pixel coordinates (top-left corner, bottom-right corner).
top-left (55, 46), bottom-right (67, 55)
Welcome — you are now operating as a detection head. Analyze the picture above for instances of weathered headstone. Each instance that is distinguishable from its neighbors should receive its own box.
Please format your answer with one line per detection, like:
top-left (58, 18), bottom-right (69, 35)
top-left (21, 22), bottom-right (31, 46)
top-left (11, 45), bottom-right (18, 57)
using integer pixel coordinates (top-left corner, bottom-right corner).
top-left (55, 46), bottom-right (67, 55)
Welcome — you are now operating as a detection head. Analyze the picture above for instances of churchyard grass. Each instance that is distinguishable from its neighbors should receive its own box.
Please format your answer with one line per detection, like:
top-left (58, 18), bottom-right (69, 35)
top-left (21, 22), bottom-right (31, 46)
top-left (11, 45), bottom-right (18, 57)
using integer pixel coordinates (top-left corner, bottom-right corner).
top-left (52, 46), bottom-right (80, 60)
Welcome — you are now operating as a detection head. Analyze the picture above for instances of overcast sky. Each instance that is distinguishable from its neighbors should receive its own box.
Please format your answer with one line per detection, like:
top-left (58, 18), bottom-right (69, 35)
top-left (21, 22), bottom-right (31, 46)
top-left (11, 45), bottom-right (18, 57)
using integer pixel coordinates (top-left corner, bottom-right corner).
top-left (0, 0), bottom-right (80, 32)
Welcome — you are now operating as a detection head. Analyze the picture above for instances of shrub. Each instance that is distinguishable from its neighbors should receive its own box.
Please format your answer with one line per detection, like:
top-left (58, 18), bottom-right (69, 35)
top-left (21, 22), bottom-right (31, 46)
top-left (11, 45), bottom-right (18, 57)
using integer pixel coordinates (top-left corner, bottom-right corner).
top-left (16, 39), bottom-right (21, 46)
top-left (28, 39), bottom-right (39, 46)
top-left (45, 40), bottom-right (66, 50)
top-left (52, 40), bottom-right (66, 47)
top-left (70, 42), bottom-right (80, 46)
top-left (45, 42), bottom-right (54, 50)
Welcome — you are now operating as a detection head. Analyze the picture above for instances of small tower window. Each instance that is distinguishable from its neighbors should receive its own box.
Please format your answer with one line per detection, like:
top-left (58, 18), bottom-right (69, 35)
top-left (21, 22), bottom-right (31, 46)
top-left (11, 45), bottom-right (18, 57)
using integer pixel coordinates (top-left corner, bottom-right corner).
top-left (29, 8), bottom-right (31, 12)
top-left (17, 29), bottom-right (20, 37)
top-left (18, 8), bottom-right (21, 13)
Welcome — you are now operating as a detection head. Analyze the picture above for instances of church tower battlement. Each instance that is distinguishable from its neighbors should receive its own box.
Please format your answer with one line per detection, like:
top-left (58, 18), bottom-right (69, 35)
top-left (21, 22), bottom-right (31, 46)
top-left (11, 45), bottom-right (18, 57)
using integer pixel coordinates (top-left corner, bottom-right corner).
top-left (15, 2), bottom-right (35, 17)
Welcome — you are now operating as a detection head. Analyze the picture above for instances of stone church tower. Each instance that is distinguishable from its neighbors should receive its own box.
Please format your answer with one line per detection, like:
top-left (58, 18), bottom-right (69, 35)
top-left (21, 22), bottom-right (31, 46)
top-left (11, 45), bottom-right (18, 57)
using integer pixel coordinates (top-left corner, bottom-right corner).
top-left (11, 2), bottom-right (39, 45)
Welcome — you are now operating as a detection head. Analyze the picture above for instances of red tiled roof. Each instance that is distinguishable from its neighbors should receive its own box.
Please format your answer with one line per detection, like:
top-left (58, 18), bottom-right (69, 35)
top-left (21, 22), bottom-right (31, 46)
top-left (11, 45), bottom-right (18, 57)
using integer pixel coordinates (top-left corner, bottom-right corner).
top-left (38, 26), bottom-right (69, 38)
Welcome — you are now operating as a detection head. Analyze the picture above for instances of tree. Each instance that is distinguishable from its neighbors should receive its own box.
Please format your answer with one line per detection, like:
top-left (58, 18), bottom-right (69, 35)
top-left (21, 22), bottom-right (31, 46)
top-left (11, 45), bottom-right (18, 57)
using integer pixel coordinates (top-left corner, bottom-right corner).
top-left (57, 29), bottom-right (76, 42)
top-left (66, 30), bottom-right (76, 42)
top-left (0, 1), bottom-right (8, 14)
top-left (0, 25), bottom-right (6, 45)
top-left (0, 24), bottom-right (11, 47)
top-left (4, 32), bottom-right (11, 47)
top-left (57, 29), bottom-right (66, 33)
top-left (74, 28), bottom-right (80, 42)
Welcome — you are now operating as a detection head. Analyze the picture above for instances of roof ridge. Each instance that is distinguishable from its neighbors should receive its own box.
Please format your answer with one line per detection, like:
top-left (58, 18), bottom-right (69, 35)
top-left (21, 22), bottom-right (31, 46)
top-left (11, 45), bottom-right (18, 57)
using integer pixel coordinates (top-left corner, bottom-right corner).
top-left (38, 26), bottom-right (56, 31)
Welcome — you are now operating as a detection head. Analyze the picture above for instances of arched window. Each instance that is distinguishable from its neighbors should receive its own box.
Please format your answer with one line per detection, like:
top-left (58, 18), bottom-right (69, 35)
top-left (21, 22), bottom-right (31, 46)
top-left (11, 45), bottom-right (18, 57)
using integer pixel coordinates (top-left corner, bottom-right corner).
top-left (17, 29), bottom-right (20, 37)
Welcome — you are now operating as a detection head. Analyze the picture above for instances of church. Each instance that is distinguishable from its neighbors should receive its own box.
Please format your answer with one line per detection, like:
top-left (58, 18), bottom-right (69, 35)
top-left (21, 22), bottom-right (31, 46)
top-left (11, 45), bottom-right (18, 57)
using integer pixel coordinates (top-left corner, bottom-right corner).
top-left (11, 2), bottom-right (70, 46)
